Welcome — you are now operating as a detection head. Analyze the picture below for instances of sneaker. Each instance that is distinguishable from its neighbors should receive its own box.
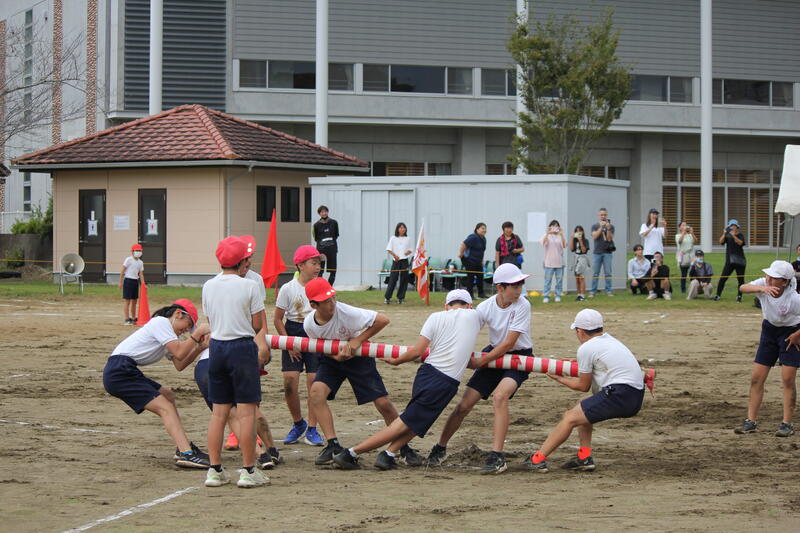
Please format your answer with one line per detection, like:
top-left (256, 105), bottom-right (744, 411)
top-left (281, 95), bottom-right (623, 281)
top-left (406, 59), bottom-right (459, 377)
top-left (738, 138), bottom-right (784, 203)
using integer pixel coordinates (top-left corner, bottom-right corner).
top-left (734, 419), bottom-right (758, 434)
top-left (315, 441), bottom-right (342, 465)
top-left (588, 293), bottom-right (595, 298)
top-left (237, 468), bottom-right (270, 488)
top-left (224, 431), bottom-right (239, 450)
top-left (647, 292), bottom-right (657, 300)
top-left (542, 297), bottom-right (550, 304)
top-left (270, 448), bottom-right (285, 465)
top-left (332, 449), bottom-right (361, 470)
top-left (174, 442), bottom-right (208, 461)
top-left (605, 292), bottom-right (614, 297)
top-left (526, 455), bottom-right (549, 473)
top-left (304, 427), bottom-right (324, 446)
top-left (480, 451), bottom-right (507, 475)
top-left (257, 451), bottom-right (275, 470)
top-left (712, 295), bottom-right (721, 301)
top-left (384, 299), bottom-right (391, 305)
top-left (398, 299), bottom-right (404, 305)
top-left (374, 450), bottom-right (399, 471)
top-left (664, 292), bottom-right (672, 301)
top-left (561, 455), bottom-right (596, 471)
top-left (284, 420), bottom-right (308, 444)
top-left (576, 295), bottom-right (585, 302)
top-left (205, 467), bottom-right (231, 487)
top-left (426, 444), bottom-right (447, 466)
top-left (555, 296), bottom-right (562, 303)
top-left (775, 422), bottom-right (795, 437)
top-left (736, 295), bottom-right (742, 303)
top-left (175, 449), bottom-right (210, 469)
top-left (399, 444), bottom-right (423, 467)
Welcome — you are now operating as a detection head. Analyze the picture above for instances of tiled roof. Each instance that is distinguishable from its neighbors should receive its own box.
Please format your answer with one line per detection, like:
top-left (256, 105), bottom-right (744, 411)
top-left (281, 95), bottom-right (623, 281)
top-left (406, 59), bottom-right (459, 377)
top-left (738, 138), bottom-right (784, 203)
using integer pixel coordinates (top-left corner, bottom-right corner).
top-left (12, 105), bottom-right (368, 170)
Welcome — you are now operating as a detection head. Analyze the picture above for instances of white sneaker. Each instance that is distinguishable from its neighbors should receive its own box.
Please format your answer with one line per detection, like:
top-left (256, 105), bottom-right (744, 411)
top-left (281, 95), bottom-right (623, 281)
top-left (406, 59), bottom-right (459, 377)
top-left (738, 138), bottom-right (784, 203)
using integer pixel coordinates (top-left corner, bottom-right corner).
top-left (205, 467), bottom-right (231, 487)
top-left (237, 468), bottom-right (270, 488)
top-left (664, 292), bottom-right (672, 300)
top-left (542, 297), bottom-right (550, 304)
top-left (647, 292), bottom-right (657, 300)
top-left (555, 296), bottom-right (561, 303)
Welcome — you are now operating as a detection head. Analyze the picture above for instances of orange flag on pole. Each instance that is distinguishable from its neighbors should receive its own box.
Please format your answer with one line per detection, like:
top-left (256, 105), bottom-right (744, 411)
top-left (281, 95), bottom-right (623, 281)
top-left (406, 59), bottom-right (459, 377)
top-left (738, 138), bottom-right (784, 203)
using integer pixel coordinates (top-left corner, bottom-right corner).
top-left (411, 220), bottom-right (429, 305)
top-left (260, 208), bottom-right (287, 288)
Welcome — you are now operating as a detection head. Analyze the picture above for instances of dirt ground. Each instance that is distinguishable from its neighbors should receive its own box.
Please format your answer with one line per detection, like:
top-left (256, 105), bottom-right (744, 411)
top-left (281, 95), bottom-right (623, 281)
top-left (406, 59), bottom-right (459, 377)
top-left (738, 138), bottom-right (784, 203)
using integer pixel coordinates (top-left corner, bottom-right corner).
top-left (1, 296), bottom-right (798, 532)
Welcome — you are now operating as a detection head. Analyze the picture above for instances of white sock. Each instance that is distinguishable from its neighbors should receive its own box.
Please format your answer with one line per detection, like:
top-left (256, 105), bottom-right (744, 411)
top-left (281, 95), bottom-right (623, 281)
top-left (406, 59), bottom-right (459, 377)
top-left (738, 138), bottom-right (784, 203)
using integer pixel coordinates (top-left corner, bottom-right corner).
top-left (348, 447), bottom-right (358, 458)
top-left (385, 450), bottom-right (396, 458)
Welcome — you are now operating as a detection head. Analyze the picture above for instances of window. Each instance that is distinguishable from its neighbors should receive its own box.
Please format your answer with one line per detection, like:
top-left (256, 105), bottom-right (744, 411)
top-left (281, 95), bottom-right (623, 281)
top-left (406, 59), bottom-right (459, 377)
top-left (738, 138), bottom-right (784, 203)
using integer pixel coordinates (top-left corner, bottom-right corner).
top-left (427, 163), bottom-right (451, 175)
top-left (240, 60), bottom-right (266, 88)
top-left (771, 82), bottom-right (793, 107)
top-left (712, 79), bottom-right (792, 107)
top-left (486, 163), bottom-right (516, 175)
top-left (304, 187), bottom-right (312, 223)
top-left (371, 162), bottom-right (425, 176)
top-left (364, 64), bottom-right (389, 91)
top-left (256, 186), bottom-right (276, 222)
top-left (390, 65), bottom-right (444, 93)
top-left (329, 63), bottom-right (353, 91)
top-left (578, 166), bottom-right (629, 179)
top-left (25, 9), bottom-right (33, 25)
top-left (630, 75), bottom-right (667, 102)
top-left (447, 67), bottom-right (472, 95)
top-left (669, 77), bottom-right (693, 103)
top-left (269, 61), bottom-right (315, 89)
top-left (281, 187), bottom-right (300, 222)
top-left (481, 69), bottom-right (507, 96)
top-left (23, 172), bottom-right (31, 212)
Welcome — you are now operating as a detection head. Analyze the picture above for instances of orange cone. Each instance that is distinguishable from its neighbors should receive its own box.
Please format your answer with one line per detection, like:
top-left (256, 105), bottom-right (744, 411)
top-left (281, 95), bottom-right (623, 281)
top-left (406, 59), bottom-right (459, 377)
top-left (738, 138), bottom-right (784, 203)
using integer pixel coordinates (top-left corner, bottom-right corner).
top-left (135, 281), bottom-right (151, 326)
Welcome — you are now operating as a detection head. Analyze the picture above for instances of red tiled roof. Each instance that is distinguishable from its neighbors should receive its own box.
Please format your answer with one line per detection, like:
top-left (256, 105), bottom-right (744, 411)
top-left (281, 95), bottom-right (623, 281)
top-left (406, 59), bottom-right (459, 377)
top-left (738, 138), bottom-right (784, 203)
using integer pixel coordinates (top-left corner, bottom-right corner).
top-left (12, 105), bottom-right (368, 170)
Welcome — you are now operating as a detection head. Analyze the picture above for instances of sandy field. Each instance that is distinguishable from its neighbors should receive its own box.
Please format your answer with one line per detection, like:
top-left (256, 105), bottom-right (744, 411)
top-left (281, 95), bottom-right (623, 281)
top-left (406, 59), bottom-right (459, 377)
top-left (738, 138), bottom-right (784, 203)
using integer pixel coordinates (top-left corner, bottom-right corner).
top-left (1, 295), bottom-right (799, 532)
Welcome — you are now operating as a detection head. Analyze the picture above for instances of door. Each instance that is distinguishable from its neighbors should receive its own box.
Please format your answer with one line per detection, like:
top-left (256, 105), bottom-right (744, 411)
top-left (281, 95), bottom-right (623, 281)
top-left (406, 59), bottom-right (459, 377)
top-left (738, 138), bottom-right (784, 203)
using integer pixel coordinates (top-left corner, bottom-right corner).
top-left (78, 189), bottom-right (106, 282)
top-left (138, 189), bottom-right (167, 284)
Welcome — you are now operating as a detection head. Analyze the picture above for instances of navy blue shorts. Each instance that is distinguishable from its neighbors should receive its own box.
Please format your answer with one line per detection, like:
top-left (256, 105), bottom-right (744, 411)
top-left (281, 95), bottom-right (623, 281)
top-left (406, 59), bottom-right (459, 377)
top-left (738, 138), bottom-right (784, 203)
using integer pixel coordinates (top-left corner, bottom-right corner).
top-left (208, 337), bottom-right (261, 405)
top-left (466, 346), bottom-right (531, 400)
top-left (314, 355), bottom-right (388, 405)
top-left (580, 384), bottom-right (644, 424)
top-left (281, 320), bottom-right (322, 373)
top-left (122, 278), bottom-right (139, 300)
top-left (399, 364), bottom-right (459, 438)
top-left (754, 320), bottom-right (800, 368)
top-left (102, 355), bottom-right (161, 414)
top-left (194, 358), bottom-right (212, 410)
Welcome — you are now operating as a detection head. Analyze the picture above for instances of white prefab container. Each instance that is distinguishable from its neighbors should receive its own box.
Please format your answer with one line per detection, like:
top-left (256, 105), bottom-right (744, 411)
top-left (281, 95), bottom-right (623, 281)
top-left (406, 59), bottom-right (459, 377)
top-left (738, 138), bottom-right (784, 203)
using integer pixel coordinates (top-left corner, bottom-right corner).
top-left (309, 174), bottom-right (630, 293)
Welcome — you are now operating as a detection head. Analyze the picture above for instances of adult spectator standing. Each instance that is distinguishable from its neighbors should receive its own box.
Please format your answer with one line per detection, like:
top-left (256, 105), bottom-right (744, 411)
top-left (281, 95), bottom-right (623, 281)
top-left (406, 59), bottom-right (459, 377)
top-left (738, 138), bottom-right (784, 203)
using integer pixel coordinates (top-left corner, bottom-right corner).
top-left (687, 250), bottom-right (714, 300)
top-left (675, 222), bottom-right (696, 293)
top-left (540, 220), bottom-right (566, 303)
top-left (791, 244), bottom-right (800, 294)
top-left (627, 245), bottom-right (649, 295)
top-left (570, 225), bottom-right (590, 301)
top-left (645, 252), bottom-right (672, 300)
top-left (713, 219), bottom-right (746, 302)
top-left (590, 208), bottom-right (615, 297)
top-left (384, 223), bottom-right (413, 305)
top-left (639, 208), bottom-right (666, 261)
top-left (495, 222), bottom-right (525, 267)
top-left (458, 223), bottom-right (488, 299)
top-left (313, 206), bottom-right (340, 285)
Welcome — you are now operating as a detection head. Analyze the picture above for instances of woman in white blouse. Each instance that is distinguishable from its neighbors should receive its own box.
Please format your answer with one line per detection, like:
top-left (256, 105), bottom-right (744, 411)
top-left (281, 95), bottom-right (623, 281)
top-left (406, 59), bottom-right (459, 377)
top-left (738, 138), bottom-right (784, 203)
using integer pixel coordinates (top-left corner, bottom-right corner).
top-left (384, 222), bottom-right (413, 304)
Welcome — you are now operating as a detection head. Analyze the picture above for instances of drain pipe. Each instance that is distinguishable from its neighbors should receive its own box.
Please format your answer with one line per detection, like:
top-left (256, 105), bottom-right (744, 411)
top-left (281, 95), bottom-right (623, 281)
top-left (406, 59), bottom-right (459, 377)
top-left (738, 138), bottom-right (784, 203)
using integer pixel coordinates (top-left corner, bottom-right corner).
top-left (226, 163), bottom-right (255, 236)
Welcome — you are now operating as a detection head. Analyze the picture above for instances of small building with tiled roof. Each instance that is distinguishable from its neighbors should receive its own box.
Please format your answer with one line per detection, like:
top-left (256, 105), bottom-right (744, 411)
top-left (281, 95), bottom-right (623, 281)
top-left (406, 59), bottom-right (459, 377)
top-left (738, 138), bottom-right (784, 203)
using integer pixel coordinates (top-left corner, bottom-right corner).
top-left (12, 104), bottom-right (368, 284)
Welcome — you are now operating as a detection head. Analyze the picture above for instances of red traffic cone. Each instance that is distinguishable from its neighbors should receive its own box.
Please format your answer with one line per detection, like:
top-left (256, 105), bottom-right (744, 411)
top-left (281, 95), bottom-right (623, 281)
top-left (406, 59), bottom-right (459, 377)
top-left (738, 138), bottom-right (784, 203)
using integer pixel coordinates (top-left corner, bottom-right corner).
top-left (135, 281), bottom-right (151, 326)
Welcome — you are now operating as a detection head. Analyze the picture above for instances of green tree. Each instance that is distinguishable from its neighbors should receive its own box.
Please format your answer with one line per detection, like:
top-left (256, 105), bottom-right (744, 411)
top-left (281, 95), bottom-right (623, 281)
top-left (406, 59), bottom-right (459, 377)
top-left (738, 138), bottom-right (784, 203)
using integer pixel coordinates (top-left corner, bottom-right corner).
top-left (508, 10), bottom-right (631, 174)
top-left (11, 195), bottom-right (53, 241)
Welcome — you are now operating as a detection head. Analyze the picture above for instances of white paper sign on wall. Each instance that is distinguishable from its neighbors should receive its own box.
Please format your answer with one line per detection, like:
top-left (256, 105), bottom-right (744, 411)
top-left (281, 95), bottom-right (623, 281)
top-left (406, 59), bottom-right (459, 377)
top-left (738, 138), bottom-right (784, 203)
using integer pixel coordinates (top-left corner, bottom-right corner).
top-left (146, 209), bottom-right (158, 236)
top-left (113, 215), bottom-right (130, 231)
top-left (87, 210), bottom-right (98, 237)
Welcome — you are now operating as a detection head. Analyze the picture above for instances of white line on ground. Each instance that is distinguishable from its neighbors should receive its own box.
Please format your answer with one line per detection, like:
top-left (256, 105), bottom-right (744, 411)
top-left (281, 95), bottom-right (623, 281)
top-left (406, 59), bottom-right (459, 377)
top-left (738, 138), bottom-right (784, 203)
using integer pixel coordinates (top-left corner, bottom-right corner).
top-left (0, 419), bottom-right (131, 435)
top-left (61, 486), bottom-right (200, 533)
top-left (365, 419), bottom-right (384, 425)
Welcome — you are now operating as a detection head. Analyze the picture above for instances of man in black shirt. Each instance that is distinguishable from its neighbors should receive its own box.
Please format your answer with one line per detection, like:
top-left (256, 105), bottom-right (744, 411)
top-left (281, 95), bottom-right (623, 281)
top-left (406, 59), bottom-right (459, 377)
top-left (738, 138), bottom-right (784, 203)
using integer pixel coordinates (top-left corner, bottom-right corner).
top-left (313, 205), bottom-right (339, 285)
top-left (713, 219), bottom-right (746, 302)
top-left (645, 252), bottom-right (672, 300)
top-left (589, 208), bottom-right (615, 297)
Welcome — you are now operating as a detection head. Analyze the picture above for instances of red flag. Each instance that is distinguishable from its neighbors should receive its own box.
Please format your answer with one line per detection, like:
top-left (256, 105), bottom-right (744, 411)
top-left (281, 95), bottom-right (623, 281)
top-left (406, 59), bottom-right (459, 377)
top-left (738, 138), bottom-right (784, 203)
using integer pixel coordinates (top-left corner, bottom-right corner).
top-left (411, 221), bottom-right (429, 305)
top-left (260, 208), bottom-right (287, 288)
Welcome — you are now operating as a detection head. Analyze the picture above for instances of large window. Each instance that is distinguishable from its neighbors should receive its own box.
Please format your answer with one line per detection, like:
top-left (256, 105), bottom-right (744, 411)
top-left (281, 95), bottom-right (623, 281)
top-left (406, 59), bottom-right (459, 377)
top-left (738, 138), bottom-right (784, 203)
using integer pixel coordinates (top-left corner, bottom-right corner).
top-left (269, 61), bottom-right (315, 89)
top-left (256, 186), bottom-right (276, 222)
top-left (23, 172), bottom-right (31, 212)
top-left (240, 60), bottom-right (266, 88)
top-left (364, 65), bottom-right (465, 94)
top-left (630, 75), bottom-right (692, 103)
top-left (712, 79), bottom-right (793, 107)
top-left (447, 68), bottom-right (472, 95)
top-left (239, 60), bottom-right (354, 90)
top-left (281, 187), bottom-right (300, 222)
top-left (481, 69), bottom-right (516, 96)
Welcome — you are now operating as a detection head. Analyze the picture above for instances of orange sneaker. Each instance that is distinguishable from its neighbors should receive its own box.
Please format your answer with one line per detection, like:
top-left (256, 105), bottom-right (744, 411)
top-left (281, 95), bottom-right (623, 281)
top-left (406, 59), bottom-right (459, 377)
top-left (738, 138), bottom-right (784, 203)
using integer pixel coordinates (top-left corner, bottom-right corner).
top-left (644, 368), bottom-right (656, 397)
top-left (224, 431), bottom-right (239, 450)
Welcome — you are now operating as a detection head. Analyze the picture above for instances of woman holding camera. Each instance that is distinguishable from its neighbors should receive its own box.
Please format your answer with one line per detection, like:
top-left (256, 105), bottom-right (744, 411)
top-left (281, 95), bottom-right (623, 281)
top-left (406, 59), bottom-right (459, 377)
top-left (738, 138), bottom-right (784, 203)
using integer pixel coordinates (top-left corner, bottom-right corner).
top-left (714, 219), bottom-right (746, 302)
top-left (570, 225), bottom-right (590, 301)
top-left (675, 222), bottom-right (696, 293)
top-left (540, 220), bottom-right (566, 303)
top-left (640, 208), bottom-right (666, 261)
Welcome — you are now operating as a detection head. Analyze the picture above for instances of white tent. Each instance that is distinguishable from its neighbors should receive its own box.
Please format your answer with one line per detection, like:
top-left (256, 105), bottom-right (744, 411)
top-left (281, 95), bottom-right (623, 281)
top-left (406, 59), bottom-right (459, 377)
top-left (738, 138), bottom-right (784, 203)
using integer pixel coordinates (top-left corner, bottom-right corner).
top-left (775, 145), bottom-right (800, 216)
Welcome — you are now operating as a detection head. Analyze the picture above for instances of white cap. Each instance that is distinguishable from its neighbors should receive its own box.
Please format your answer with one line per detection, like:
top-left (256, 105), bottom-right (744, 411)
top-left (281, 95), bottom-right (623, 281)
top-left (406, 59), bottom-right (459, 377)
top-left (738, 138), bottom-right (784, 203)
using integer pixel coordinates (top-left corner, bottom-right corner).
top-left (445, 289), bottom-right (473, 305)
top-left (570, 309), bottom-right (604, 330)
top-left (492, 263), bottom-right (530, 285)
top-left (762, 260), bottom-right (795, 280)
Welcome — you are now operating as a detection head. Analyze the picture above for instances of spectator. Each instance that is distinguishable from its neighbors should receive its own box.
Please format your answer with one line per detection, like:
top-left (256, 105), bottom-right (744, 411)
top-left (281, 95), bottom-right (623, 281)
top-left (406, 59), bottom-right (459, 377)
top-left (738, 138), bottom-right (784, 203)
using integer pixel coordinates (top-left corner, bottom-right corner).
top-left (687, 249), bottom-right (714, 300)
top-left (458, 223), bottom-right (488, 299)
top-left (384, 222), bottom-right (412, 305)
top-left (640, 208), bottom-right (666, 261)
top-left (675, 221), bottom-right (696, 293)
top-left (570, 225), bottom-right (590, 301)
top-left (792, 244), bottom-right (800, 294)
top-left (590, 208), bottom-right (615, 297)
top-left (540, 220), bottom-right (566, 303)
top-left (627, 244), bottom-right (649, 295)
top-left (646, 251), bottom-right (672, 300)
top-left (713, 219), bottom-right (746, 302)
top-left (495, 221), bottom-right (525, 267)
top-left (313, 206), bottom-right (340, 285)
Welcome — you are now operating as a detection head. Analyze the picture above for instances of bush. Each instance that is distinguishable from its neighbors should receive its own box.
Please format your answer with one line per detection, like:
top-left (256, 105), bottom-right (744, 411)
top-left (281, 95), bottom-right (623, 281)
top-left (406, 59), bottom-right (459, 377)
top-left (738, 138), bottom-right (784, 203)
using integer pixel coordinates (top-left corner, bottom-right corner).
top-left (2, 247), bottom-right (25, 269)
top-left (11, 196), bottom-right (53, 241)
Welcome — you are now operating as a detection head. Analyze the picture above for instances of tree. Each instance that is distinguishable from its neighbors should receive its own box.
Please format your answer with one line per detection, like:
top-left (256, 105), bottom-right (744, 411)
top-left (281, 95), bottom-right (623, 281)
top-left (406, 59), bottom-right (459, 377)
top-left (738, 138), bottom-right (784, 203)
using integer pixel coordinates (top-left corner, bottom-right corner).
top-left (508, 10), bottom-right (631, 174)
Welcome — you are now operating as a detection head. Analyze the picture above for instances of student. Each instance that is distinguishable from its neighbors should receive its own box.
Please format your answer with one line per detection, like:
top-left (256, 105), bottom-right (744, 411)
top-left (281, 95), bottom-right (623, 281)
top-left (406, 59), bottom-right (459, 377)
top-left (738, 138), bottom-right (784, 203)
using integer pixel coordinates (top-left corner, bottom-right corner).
top-left (117, 243), bottom-right (145, 324)
top-left (540, 220), bottom-right (566, 303)
top-left (675, 222), bottom-right (696, 293)
top-left (734, 261), bottom-right (800, 438)
top-left (203, 236), bottom-right (268, 488)
top-left (527, 309), bottom-right (645, 472)
top-left (426, 263), bottom-right (533, 475)
top-left (686, 250), bottom-right (714, 300)
top-left (384, 222), bottom-right (413, 304)
top-left (333, 289), bottom-right (482, 470)
top-left (570, 225), bottom-right (590, 301)
top-left (639, 208), bottom-right (666, 261)
top-left (627, 245), bottom-right (649, 295)
top-left (302, 277), bottom-right (422, 467)
top-left (102, 299), bottom-right (210, 468)
top-left (273, 245), bottom-right (325, 447)
top-left (645, 252), bottom-right (672, 300)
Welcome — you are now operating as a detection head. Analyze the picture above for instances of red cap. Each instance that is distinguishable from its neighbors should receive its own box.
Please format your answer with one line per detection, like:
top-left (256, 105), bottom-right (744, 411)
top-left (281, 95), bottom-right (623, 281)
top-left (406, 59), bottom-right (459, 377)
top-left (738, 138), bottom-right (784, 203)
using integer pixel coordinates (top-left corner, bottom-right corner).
top-left (241, 235), bottom-right (257, 257)
top-left (305, 277), bottom-right (336, 302)
top-left (294, 245), bottom-right (323, 265)
top-left (216, 236), bottom-right (248, 268)
top-left (172, 298), bottom-right (198, 326)
top-left (131, 243), bottom-right (143, 251)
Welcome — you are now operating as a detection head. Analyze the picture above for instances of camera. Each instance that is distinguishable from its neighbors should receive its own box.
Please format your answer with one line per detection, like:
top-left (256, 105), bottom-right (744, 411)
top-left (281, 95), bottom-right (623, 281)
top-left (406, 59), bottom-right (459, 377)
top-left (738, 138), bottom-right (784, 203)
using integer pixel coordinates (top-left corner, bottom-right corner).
top-left (686, 225), bottom-right (692, 231)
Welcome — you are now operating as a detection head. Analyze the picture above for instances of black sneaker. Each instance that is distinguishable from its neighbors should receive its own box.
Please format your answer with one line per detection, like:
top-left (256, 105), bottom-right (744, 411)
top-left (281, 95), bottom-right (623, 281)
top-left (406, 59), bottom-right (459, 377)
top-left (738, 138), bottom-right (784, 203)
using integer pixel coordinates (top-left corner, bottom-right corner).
top-left (400, 444), bottom-right (423, 467)
top-left (561, 455), bottom-right (596, 471)
top-left (315, 442), bottom-right (343, 465)
top-left (734, 418), bottom-right (758, 434)
top-left (332, 449), bottom-right (361, 470)
top-left (374, 450), bottom-right (399, 470)
top-left (175, 449), bottom-right (210, 469)
top-left (736, 295), bottom-right (742, 303)
top-left (526, 455), bottom-right (549, 473)
top-left (257, 451), bottom-right (275, 470)
top-left (426, 444), bottom-right (447, 466)
top-left (712, 295), bottom-right (721, 301)
top-left (480, 451), bottom-right (507, 475)
top-left (576, 295), bottom-right (585, 302)
top-left (775, 422), bottom-right (795, 437)
top-left (174, 442), bottom-right (209, 461)
top-left (384, 299), bottom-right (391, 305)
top-left (270, 449), bottom-right (285, 465)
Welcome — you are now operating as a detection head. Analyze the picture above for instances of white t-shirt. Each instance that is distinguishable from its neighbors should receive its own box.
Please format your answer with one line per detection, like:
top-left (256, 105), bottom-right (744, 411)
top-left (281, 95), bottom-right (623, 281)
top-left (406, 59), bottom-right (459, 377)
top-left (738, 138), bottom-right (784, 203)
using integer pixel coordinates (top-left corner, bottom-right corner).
top-left (639, 225), bottom-right (664, 256)
top-left (751, 278), bottom-right (800, 327)
top-left (276, 278), bottom-right (313, 322)
top-left (122, 256), bottom-right (144, 280)
top-left (386, 235), bottom-right (412, 261)
top-left (419, 308), bottom-right (481, 380)
top-left (202, 274), bottom-right (265, 341)
top-left (111, 316), bottom-right (178, 366)
top-left (476, 295), bottom-right (533, 350)
top-left (245, 269), bottom-right (267, 303)
top-left (303, 302), bottom-right (377, 340)
top-left (577, 333), bottom-right (644, 392)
